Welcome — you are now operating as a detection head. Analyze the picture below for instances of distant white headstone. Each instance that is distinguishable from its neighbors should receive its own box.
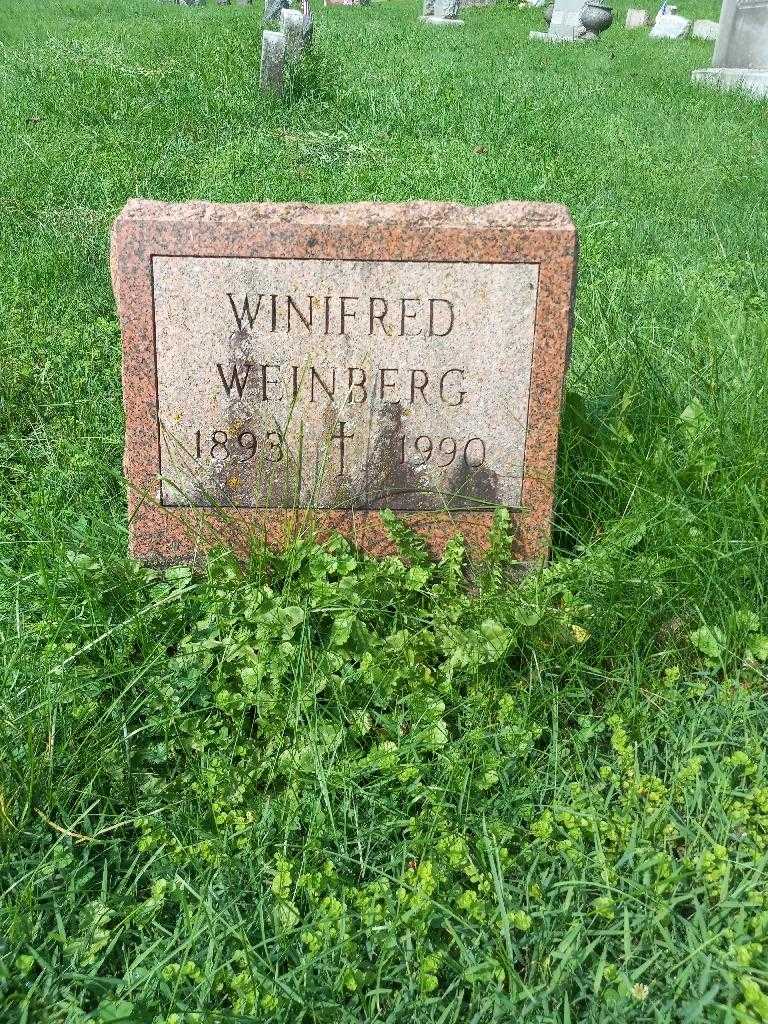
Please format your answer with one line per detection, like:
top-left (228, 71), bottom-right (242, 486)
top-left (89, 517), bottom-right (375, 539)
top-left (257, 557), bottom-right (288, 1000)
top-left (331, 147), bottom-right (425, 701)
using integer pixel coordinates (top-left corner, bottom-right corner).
top-left (691, 17), bottom-right (718, 38)
top-left (530, 0), bottom-right (613, 40)
top-left (649, 12), bottom-right (691, 35)
top-left (532, 0), bottom-right (588, 39)
top-left (625, 7), bottom-right (649, 26)
top-left (692, 0), bottom-right (768, 96)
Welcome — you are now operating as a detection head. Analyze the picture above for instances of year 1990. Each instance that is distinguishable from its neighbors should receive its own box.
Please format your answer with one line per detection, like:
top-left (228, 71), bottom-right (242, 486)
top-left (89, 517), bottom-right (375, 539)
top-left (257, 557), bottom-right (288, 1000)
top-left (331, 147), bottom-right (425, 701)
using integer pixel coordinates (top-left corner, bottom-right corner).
top-left (399, 434), bottom-right (486, 468)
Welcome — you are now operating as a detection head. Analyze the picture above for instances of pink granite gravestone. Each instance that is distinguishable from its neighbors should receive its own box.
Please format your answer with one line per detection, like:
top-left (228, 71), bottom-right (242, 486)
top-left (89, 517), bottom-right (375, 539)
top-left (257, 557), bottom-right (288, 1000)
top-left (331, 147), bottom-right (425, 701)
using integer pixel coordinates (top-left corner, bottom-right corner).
top-left (111, 200), bottom-right (577, 565)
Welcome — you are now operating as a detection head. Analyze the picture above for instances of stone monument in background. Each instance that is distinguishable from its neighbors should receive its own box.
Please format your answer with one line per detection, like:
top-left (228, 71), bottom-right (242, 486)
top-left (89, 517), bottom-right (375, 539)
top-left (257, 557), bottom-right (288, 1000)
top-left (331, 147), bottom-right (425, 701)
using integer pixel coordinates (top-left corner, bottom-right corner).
top-left (692, 0), bottom-right (768, 97)
top-left (691, 17), bottom-right (719, 39)
top-left (421, 0), bottom-right (464, 26)
top-left (625, 7), bottom-right (649, 27)
top-left (649, 3), bottom-right (691, 37)
top-left (260, 2), bottom-right (313, 95)
top-left (530, 0), bottom-right (613, 41)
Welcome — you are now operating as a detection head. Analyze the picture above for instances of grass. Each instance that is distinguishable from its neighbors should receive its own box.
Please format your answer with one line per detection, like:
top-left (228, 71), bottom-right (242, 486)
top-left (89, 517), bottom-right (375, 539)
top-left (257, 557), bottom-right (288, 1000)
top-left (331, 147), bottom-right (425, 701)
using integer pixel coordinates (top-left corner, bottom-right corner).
top-left (1, 0), bottom-right (768, 1019)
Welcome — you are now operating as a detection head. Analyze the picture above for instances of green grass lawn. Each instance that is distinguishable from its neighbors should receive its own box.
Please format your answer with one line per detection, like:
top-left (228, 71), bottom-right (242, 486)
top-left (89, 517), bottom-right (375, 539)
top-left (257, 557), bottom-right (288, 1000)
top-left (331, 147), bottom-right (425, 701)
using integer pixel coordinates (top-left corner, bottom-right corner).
top-left (2, 0), bottom-right (768, 1019)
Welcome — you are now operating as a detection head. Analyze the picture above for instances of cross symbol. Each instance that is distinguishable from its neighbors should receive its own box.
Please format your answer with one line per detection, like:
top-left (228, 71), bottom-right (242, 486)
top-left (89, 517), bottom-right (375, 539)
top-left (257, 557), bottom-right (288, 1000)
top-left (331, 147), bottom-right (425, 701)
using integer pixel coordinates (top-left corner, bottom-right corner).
top-left (331, 421), bottom-right (354, 475)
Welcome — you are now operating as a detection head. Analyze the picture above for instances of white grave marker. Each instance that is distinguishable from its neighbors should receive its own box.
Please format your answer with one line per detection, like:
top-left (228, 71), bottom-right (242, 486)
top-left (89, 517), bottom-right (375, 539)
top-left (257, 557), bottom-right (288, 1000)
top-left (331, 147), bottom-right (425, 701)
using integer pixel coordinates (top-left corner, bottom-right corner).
top-left (692, 17), bottom-right (719, 38)
top-left (650, 12), bottom-right (691, 36)
top-left (625, 7), bottom-right (649, 26)
top-left (530, 0), bottom-right (613, 40)
top-left (531, 0), bottom-right (587, 39)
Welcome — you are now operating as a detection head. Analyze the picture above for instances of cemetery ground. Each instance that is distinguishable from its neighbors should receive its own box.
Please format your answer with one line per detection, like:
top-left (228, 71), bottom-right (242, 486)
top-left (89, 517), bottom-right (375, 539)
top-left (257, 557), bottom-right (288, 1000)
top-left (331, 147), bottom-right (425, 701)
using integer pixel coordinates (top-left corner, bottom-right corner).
top-left (1, 0), bottom-right (768, 1019)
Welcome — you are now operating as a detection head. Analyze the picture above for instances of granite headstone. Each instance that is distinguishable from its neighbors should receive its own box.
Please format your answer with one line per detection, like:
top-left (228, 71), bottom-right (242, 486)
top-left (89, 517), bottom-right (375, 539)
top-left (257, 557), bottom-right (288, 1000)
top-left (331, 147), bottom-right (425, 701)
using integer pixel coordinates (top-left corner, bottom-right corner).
top-left (111, 201), bottom-right (577, 565)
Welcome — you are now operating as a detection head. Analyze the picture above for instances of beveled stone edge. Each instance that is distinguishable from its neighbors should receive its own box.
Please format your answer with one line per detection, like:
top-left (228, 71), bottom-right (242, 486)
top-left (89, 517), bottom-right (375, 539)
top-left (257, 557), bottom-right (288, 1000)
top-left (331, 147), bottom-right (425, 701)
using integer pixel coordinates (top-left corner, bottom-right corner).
top-left (114, 198), bottom-right (575, 231)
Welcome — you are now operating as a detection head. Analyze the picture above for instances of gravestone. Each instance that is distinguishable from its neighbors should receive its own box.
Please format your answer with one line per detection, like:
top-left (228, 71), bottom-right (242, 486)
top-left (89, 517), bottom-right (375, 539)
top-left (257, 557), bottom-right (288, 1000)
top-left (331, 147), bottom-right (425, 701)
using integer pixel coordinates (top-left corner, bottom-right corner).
top-left (625, 7), bottom-right (649, 26)
top-left (649, 12), bottom-right (691, 35)
top-left (259, 6), bottom-right (312, 95)
top-left (530, 0), bottom-right (587, 39)
top-left (111, 200), bottom-right (577, 566)
top-left (692, 0), bottom-right (768, 95)
top-left (260, 29), bottom-right (286, 92)
top-left (422, 0), bottom-right (464, 25)
top-left (280, 7), bottom-right (313, 58)
top-left (691, 17), bottom-right (718, 37)
top-left (530, 0), bottom-right (612, 40)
